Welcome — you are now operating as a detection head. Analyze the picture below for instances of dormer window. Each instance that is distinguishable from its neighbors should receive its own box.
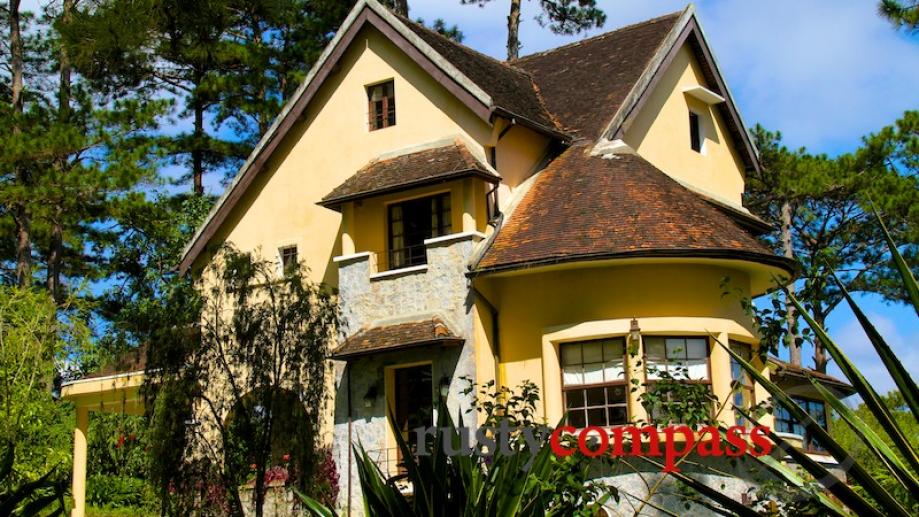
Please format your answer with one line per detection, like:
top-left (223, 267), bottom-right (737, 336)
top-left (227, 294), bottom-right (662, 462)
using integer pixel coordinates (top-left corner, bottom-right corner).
top-left (689, 111), bottom-right (702, 153)
top-left (368, 81), bottom-right (396, 131)
top-left (387, 193), bottom-right (451, 270)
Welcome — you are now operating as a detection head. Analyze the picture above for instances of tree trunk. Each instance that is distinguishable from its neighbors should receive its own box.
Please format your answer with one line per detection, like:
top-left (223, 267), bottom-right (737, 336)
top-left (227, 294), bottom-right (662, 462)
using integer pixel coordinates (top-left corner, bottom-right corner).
top-left (506, 0), bottom-right (521, 60)
top-left (393, 0), bottom-right (408, 17)
top-left (10, 0), bottom-right (31, 287)
top-left (193, 93), bottom-right (205, 195)
top-left (780, 200), bottom-right (801, 365)
top-left (812, 303), bottom-right (829, 373)
top-left (48, 0), bottom-right (74, 303)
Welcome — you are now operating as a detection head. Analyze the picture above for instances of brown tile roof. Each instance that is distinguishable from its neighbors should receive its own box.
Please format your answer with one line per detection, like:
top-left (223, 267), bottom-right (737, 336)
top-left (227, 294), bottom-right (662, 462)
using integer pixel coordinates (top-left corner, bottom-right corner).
top-left (514, 12), bottom-right (681, 140)
top-left (332, 316), bottom-right (463, 359)
top-left (400, 15), bottom-right (561, 133)
top-left (474, 146), bottom-right (793, 273)
top-left (320, 143), bottom-right (497, 208)
top-left (768, 357), bottom-right (856, 396)
top-left (83, 344), bottom-right (147, 379)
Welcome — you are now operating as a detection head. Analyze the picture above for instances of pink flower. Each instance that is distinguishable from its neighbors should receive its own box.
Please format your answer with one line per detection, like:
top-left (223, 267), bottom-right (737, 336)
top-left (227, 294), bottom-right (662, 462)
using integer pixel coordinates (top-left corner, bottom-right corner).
top-left (281, 454), bottom-right (290, 462)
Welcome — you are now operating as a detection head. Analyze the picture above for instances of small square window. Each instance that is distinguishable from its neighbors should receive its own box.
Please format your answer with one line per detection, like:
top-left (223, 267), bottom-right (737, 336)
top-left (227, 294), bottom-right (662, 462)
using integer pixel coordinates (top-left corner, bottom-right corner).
top-left (367, 81), bottom-right (395, 131)
top-left (279, 246), bottom-right (298, 274)
top-left (689, 111), bottom-right (702, 152)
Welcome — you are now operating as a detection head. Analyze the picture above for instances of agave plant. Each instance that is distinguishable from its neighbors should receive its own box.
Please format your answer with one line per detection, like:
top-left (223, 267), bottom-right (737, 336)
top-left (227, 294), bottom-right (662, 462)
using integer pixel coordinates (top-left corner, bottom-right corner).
top-left (674, 213), bottom-right (919, 516)
top-left (0, 441), bottom-right (66, 516)
top-left (299, 382), bottom-right (613, 516)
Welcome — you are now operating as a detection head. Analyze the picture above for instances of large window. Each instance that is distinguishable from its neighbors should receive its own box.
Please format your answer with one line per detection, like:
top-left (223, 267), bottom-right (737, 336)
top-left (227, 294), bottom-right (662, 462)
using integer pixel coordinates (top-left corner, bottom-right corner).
top-left (367, 81), bottom-right (396, 131)
top-left (561, 338), bottom-right (628, 428)
top-left (775, 397), bottom-right (828, 452)
top-left (644, 336), bottom-right (710, 381)
top-left (387, 193), bottom-right (451, 270)
top-left (730, 341), bottom-right (756, 426)
top-left (643, 336), bottom-right (712, 424)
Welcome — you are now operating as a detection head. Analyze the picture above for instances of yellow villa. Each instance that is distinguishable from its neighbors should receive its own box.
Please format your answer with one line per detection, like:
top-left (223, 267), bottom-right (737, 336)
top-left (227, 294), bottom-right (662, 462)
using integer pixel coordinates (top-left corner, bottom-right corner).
top-left (62, 1), bottom-right (855, 515)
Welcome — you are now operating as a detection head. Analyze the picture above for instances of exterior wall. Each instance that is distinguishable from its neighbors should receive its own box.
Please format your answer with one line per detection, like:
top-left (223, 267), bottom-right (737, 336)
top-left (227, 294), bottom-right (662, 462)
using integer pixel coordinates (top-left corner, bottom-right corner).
top-left (624, 45), bottom-right (747, 206)
top-left (201, 25), bottom-right (494, 287)
top-left (476, 262), bottom-right (772, 428)
top-left (332, 232), bottom-right (483, 514)
top-left (493, 124), bottom-right (552, 209)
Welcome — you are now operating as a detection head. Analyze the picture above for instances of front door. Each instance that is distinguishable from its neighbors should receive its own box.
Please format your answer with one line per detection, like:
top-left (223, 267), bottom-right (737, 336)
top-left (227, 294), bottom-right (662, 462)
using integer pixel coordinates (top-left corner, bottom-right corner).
top-left (393, 364), bottom-right (433, 470)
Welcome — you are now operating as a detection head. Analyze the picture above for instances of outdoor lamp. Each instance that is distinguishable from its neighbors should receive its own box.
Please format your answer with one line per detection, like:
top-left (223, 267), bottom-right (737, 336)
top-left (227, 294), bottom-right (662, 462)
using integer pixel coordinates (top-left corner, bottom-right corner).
top-left (629, 318), bottom-right (641, 348)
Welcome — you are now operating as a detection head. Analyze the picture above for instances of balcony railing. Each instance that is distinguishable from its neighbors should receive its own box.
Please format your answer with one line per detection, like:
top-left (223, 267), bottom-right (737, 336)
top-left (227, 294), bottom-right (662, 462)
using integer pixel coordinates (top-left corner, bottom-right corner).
top-left (381, 244), bottom-right (428, 271)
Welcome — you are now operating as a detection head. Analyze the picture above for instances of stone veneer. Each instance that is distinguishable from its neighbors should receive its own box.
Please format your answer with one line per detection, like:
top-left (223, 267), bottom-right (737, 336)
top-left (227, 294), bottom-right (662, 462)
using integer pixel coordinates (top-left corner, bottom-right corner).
top-left (331, 232), bottom-right (483, 515)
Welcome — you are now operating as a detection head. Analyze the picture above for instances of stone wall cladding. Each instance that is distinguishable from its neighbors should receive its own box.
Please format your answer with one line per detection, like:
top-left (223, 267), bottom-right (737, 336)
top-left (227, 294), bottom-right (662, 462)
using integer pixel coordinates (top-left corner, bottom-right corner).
top-left (332, 233), bottom-right (482, 515)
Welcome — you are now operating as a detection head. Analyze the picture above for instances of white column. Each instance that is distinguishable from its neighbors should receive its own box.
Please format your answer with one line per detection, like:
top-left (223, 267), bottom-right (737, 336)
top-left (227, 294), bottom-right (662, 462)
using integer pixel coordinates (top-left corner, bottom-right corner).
top-left (71, 406), bottom-right (89, 517)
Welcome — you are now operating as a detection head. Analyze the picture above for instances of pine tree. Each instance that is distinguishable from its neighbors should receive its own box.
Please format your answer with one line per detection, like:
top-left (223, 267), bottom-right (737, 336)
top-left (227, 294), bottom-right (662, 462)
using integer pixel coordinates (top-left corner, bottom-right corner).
top-left (461, 0), bottom-right (605, 60)
top-left (878, 0), bottom-right (919, 32)
top-left (746, 115), bottom-right (919, 372)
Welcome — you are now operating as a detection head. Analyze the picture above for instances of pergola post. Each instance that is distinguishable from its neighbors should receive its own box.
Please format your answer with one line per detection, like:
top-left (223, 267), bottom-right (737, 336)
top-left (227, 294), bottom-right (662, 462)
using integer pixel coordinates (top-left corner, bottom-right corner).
top-left (71, 406), bottom-right (89, 517)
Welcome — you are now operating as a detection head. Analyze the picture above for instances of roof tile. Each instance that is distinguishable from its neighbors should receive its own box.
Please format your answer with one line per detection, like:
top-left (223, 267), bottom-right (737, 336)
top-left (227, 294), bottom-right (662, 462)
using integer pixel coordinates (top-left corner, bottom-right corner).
top-left (332, 316), bottom-right (462, 359)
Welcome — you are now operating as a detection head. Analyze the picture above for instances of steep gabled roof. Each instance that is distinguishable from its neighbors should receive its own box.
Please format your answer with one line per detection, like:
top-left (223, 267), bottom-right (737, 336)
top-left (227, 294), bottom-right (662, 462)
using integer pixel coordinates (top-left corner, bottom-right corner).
top-left (179, 1), bottom-right (765, 273)
top-left (514, 12), bottom-right (682, 140)
top-left (320, 142), bottom-right (497, 209)
top-left (473, 146), bottom-right (792, 274)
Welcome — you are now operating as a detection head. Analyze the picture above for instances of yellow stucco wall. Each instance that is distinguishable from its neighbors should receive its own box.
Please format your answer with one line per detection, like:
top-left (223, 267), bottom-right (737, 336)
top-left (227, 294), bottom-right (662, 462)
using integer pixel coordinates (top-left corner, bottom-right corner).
top-left (476, 262), bottom-right (770, 427)
top-left (200, 25), bottom-right (496, 286)
top-left (624, 45), bottom-right (747, 205)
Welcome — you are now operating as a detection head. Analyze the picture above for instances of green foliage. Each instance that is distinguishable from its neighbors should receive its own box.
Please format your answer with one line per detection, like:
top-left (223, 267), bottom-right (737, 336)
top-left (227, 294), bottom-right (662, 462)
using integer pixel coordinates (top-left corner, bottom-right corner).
top-left (691, 216), bottom-right (919, 516)
top-left (415, 18), bottom-right (465, 42)
top-left (746, 114), bottom-right (919, 371)
top-left (878, 0), bottom-right (919, 31)
top-left (145, 246), bottom-right (338, 516)
top-left (0, 442), bottom-right (66, 516)
top-left (639, 367), bottom-right (718, 428)
top-left (302, 380), bottom-right (615, 516)
top-left (86, 475), bottom-right (155, 510)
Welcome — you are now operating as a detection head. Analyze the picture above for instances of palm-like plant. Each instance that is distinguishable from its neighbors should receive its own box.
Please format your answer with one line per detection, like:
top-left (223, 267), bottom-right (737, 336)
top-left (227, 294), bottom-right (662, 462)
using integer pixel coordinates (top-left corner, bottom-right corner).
top-left (300, 382), bottom-right (613, 516)
top-left (677, 214), bottom-right (919, 515)
top-left (0, 442), bottom-right (66, 516)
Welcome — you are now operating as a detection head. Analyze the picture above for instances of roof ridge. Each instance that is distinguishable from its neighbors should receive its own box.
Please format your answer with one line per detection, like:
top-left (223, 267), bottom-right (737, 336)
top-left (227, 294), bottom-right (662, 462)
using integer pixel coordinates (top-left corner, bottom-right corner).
top-left (395, 13), bottom-right (536, 81)
top-left (513, 9), bottom-right (684, 64)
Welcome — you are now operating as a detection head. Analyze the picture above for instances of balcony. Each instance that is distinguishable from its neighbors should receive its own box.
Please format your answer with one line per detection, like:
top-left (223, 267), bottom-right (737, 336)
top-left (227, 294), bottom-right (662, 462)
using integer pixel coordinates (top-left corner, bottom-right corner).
top-left (333, 231), bottom-right (484, 336)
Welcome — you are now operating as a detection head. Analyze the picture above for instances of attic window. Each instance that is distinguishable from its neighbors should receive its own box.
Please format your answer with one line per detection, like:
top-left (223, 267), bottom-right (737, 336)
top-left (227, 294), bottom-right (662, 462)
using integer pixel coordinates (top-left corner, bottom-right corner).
top-left (689, 111), bottom-right (702, 153)
top-left (367, 81), bottom-right (396, 131)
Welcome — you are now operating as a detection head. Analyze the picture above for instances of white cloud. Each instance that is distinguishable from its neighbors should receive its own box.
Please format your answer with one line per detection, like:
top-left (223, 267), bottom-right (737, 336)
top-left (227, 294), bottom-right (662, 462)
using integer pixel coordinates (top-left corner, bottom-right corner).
top-left (827, 312), bottom-right (919, 395)
top-left (410, 0), bottom-right (919, 153)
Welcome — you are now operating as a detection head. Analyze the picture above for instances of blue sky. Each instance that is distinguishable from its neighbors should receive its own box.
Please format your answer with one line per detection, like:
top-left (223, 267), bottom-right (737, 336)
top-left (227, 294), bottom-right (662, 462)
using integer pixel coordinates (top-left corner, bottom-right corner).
top-left (404, 0), bottom-right (919, 392)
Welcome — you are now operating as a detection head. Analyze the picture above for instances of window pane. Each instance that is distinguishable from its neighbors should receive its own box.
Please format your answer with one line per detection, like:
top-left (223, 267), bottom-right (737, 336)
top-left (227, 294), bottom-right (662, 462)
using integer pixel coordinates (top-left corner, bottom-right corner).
top-left (666, 338), bottom-right (687, 359)
top-left (565, 390), bottom-right (585, 409)
top-left (606, 385), bottom-right (626, 403)
top-left (608, 406), bottom-right (628, 425)
top-left (582, 363), bottom-right (604, 385)
top-left (685, 360), bottom-right (709, 380)
top-left (568, 410), bottom-right (586, 429)
top-left (562, 365), bottom-right (583, 386)
top-left (586, 408), bottom-right (606, 427)
top-left (561, 345), bottom-right (581, 366)
top-left (603, 340), bottom-right (624, 360)
top-left (582, 342), bottom-right (603, 364)
top-left (686, 338), bottom-right (707, 359)
top-left (604, 358), bottom-right (625, 383)
top-left (585, 387), bottom-right (605, 407)
top-left (644, 337), bottom-right (664, 356)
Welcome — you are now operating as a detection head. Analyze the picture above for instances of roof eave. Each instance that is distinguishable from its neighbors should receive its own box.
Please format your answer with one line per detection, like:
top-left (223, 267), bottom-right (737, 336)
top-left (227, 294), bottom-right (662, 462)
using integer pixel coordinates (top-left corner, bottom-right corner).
top-left (318, 168), bottom-right (501, 210)
top-left (470, 248), bottom-right (797, 278)
top-left (177, 0), bottom-right (501, 274)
